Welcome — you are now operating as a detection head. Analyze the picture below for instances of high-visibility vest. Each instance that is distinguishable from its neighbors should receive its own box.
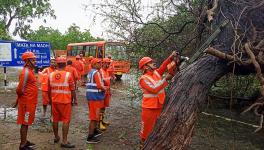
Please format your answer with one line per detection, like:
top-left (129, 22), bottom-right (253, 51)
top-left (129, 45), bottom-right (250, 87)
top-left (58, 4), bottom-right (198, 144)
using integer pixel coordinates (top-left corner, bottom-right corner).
top-left (49, 71), bottom-right (72, 104)
top-left (86, 69), bottom-right (105, 101)
top-left (140, 70), bottom-right (166, 108)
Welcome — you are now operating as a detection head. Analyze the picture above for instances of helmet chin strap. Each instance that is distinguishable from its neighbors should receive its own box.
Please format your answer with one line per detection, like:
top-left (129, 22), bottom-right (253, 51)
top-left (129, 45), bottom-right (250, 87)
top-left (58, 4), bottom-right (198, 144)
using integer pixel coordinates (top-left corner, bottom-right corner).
top-left (146, 64), bottom-right (155, 71)
top-left (143, 64), bottom-right (154, 73)
top-left (25, 59), bottom-right (35, 68)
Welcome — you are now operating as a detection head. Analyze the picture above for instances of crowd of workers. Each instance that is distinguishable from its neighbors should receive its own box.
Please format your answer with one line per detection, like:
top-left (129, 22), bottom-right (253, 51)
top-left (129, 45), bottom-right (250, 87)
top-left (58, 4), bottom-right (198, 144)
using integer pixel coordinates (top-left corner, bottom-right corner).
top-left (12, 50), bottom-right (179, 149)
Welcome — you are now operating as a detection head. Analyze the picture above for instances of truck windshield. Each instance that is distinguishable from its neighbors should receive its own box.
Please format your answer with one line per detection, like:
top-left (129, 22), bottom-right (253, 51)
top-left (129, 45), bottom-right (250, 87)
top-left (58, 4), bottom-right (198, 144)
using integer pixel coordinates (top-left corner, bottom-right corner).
top-left (105, 43), bottom-right (128, 60)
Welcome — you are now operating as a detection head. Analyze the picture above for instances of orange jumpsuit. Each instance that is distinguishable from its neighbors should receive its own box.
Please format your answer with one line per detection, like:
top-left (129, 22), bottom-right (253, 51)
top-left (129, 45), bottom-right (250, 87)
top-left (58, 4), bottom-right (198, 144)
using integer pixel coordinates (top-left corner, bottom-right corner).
top-left (100, 68), bottom-right (111, 107)
top-left (73, 60), bottom-right (84, 80)
top-left (65, 65), bottom-right (79, 84)
top-left (88, 70), bottom-right (105, 121)
top-left (16, 67), bottom-right (38, 125)
top-left (49, 71), bottom-right (75, 123)
top-left (139, 56), bottom-right (174, 140)
top-left (40, 67), bottom-right (56, 105)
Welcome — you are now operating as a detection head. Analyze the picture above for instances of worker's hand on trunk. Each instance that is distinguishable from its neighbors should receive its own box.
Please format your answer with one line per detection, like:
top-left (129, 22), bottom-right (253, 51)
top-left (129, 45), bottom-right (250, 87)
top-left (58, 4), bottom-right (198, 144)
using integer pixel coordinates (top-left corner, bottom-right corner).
top-left (170, 51), bottom-right (179, 58)
top-left (165, 73), bottom-right (173, 81)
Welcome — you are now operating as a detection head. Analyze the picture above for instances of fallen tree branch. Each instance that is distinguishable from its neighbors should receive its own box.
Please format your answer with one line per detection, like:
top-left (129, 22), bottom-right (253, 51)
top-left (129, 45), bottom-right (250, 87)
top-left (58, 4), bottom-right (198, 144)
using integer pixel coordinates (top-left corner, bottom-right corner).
top-left (204, 47), bottom-right (235, 61)
top-left (241, 42), bottom-right (264, 132)
top-left (206, 0), bottom-right (219, 22)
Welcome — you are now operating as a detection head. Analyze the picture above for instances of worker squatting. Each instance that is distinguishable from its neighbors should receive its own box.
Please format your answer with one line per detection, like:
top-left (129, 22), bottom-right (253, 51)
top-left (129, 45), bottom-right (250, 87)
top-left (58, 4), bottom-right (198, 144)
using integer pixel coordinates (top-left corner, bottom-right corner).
top-left (13, 51), bottom-right (179, 149)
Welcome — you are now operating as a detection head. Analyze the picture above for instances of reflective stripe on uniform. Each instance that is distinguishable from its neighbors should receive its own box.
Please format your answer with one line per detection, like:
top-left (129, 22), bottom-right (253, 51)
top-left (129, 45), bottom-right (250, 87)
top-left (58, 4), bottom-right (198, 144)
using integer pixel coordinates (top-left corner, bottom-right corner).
top-left (50, 72), bottom-right (70, 87)
top-left (86, 83), bottom-right (97, 86)
top-left (142, 75), bottom-right (166, 89)
top-left (143, 90), bottom-right (164, 98)
top-left (52, 90), bottom-right (71, 94)
top-left (86, 89), bottom-right (102, 92)
top-left (50, 82), bottom-right (69, 86)
top-left (22, 68), bottom-right (29, 93)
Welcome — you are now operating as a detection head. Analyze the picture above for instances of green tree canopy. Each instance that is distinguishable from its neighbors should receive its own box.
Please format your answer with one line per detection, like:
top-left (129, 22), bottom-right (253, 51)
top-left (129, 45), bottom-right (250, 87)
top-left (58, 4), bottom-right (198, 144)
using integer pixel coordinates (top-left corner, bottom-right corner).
top-left (24, 24), bottom-right (103, 50)
top-left (0, 0), bottom-right (55, 37)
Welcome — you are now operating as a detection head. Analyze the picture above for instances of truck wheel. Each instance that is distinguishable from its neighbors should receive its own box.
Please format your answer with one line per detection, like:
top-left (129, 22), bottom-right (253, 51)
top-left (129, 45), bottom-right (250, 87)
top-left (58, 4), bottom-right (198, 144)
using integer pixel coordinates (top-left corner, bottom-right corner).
top-left (115, 75), bottom-right (122, 81)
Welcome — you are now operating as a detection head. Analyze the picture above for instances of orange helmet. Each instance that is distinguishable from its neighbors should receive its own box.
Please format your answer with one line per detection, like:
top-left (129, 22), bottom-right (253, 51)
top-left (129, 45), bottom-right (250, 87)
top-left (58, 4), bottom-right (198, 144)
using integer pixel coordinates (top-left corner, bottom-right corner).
top-left (102, 58), bottom-right (111, 63)
top-left (139, 57), bottom-right (152, 69)
top-left (21, 51), bottom-right (36, 61)
top-left (56, 56), bottom-right (66, 63)
top-left (76, 55), bottom-right (81, 59)
top-left (91, 58), bottom-right (101, 65)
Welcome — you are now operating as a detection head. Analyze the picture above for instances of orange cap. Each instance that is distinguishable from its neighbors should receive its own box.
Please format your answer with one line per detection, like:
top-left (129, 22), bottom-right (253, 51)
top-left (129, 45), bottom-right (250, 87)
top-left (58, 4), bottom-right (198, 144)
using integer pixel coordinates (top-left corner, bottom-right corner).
top-left (21, 51), bottom-right (36, 61)
top-left (139, 57), bottom-right (152, 69)
top-left (56, 56), bottom-right (67, 63)
top-left (91, 58), bottom-right (101, 65)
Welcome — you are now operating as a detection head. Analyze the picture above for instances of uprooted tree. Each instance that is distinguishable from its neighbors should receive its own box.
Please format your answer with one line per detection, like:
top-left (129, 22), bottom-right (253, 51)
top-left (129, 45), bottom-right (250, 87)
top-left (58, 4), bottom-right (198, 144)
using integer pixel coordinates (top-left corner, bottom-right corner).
top-left (144, 0), bottom-right (264, 149)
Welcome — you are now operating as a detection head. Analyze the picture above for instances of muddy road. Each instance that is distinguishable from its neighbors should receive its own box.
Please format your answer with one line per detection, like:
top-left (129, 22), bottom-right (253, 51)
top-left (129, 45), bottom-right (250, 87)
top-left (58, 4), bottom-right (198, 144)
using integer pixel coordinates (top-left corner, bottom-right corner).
top-left (0, 68), bottom-right (264, 150)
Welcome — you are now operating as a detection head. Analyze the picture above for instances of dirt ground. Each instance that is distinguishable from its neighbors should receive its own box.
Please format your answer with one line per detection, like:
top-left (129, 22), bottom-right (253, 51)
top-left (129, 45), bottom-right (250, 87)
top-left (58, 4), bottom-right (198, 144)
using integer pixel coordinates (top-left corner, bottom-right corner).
top-left (1, 68), bottom-right (264, 150)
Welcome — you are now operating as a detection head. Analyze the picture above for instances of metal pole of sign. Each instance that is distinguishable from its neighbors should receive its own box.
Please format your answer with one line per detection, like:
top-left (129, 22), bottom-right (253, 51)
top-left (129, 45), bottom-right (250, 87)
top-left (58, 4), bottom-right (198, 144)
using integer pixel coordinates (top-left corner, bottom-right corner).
top-left (4, 67), bottom-right (7, 91)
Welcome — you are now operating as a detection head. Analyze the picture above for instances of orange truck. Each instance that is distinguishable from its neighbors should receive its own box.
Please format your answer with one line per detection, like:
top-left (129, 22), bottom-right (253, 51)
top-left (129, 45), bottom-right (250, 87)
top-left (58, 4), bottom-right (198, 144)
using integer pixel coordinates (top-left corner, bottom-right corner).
top-left (66, 41), bottom-right (130, 80)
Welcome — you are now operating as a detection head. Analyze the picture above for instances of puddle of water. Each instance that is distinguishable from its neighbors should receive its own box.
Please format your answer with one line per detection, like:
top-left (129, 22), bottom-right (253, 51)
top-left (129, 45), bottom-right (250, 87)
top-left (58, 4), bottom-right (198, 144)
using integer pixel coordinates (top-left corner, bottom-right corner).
top-left (0, 81), bottom-right (19, 89)
top-left (0, 107), bottom-right (17, 119)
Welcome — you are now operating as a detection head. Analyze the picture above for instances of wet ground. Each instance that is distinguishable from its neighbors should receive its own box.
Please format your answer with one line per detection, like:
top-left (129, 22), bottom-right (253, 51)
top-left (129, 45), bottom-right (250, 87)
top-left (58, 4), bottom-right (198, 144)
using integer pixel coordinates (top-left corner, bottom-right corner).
top-left (0, 68), bottom-right (264, 149)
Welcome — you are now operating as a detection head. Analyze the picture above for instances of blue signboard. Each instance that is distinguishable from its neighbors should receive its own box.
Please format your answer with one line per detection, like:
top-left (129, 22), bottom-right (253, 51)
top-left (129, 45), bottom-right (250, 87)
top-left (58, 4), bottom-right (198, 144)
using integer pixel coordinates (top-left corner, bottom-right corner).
top-left (0, 40), bottom-right (51, 67)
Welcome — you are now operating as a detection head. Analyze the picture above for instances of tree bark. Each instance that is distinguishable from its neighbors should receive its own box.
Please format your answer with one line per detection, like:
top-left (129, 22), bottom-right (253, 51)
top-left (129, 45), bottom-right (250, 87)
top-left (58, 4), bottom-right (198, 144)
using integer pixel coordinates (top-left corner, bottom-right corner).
top-left (144, 56), bottom-right (227, 149)
top-left (143, 0), bottom-right (264, 149)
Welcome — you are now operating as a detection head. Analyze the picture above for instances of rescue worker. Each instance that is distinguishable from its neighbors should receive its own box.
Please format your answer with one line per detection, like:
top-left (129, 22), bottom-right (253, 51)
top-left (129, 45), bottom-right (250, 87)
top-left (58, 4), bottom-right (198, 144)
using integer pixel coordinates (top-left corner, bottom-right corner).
top-left (41, 58), bottom-right (56, 74)
top-left (48, 56), bottom-right (76, 148)
top-left (13, 51), bottom-right (38, 150)
top-left (79, 53), bottom-right (86, 63)
top-left (65, 60), bottom-right (79, 105)
top-left (106, 56), bottom-right (115, 80)
top-left (138, 51), bottom-right (179, 145)
top-left (87, 56), bottom-right (94, 74)
top-left (99, 58), bottom-right (112, 130)
top-left (79, 53), bottom-right (87, 86)
top-left (73, 55), bottom-right (84, 88)
top-left (86, 58), bottom-right (107, 143)
top-left (39, 58), bottom-right (56, 117)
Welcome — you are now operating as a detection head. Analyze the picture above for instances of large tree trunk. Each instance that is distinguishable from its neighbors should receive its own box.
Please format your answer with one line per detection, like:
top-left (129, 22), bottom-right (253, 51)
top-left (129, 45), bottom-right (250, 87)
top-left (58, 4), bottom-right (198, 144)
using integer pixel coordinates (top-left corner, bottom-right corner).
top-left (144, 0), bottom-right (264, 149)
top-left (144, 56), bottom-right (227, 149)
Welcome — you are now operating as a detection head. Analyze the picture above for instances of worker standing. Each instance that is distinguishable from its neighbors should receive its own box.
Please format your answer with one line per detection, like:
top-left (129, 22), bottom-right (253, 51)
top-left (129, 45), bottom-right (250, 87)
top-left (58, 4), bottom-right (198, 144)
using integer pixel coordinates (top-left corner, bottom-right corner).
top-left (48, 57), bottom-right (76, 148)
top-left (39, 58), bottom-right (56, 118)
top-left (87, 56), bottom-right (94, 73)
top-left (86, 58), bottom-right (107, 143)
top-left (65, 60), bottom-right (79, 105)
top-left (138, 51), bottom-right (179, 145)
top-left (99, 58), bottom-right (112, 130)
top-left (13, 51), bottom-right (38, 150)
top-left (73, 55), bottom-right (84, 88)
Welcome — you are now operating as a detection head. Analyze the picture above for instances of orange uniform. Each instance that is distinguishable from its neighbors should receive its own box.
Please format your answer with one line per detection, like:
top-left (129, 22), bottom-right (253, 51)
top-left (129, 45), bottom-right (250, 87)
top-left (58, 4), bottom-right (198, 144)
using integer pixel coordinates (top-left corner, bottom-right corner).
top-left (65, 65), bottom-right (79, 83)
top-left (87, 70), bottom-right (105, 121)
top-left (16, 67), bottom-right (38, 125)
top-left (73, 60), bottom-right (84, 79)
top-left (42, 67), bottom-right (55, 74)
top-left (139, 56), bottom-right (173, 140)
top-left (49, 71), bottom-right (75, 123)
top-left (100, 68), bottom-right (111, 107)
top-left (40, 67), bottom-right (56, 105)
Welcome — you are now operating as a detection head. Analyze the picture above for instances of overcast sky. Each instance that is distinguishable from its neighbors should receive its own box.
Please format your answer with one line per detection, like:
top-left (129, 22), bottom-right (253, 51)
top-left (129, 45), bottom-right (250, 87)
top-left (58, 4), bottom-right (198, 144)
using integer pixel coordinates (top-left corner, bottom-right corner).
top-left (30, 0), bottom-right (102, 37)
top-left (15, 0), bottom-right (158, 40)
